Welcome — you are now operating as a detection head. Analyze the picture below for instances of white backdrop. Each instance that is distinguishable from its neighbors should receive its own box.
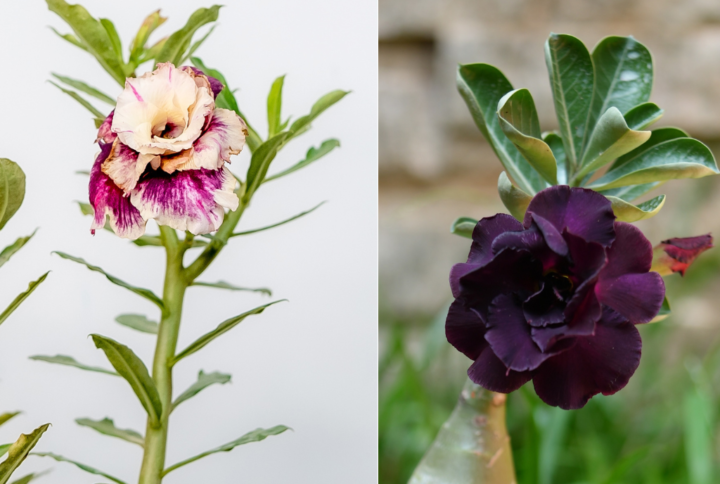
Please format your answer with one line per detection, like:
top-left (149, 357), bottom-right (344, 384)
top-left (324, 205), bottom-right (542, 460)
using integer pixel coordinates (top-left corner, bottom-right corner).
top-left (0, 1), bottom-right (377, 482)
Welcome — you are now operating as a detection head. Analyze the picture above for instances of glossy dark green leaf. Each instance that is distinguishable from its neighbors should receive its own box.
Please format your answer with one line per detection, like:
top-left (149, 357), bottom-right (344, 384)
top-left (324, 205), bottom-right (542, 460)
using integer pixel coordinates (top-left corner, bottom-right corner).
top-left (264, 140), bottom-right (340, 183)
top-left (0, 230), bottom-right (36, 270)
top-left (609, 127), bottom-right (689, 172)
top-left (29, 354), bottom-right (117, 376)
top-left (450, 217), bottom-right (477, 239)
top-left (51, 73), bottom-right (115, 105)
top-left (650, 297), bottom-right (671, 323)
top-left (49, 26), bottom-right (87, 52)
top-left (76, 417), bottom-right (143, 447)
top-left (543, 132), bottom-right (567, 184)
top-left (544, 33), bottom-right (594, 169)
top-left (267, 76), bottom-right (285, 138)
top-left (497, 89), bottom-right (557, 184)
top-left (0, 425), bottom-right (49, 484)
top-left (172, 370), bottom-right (231, 411)
top-left (624, 102), bottom-right (663, 130)
top-left (288, 90), bottom-right (349, 140)
top-left (457, 64), bottom-right (546, 194)
top-left (46, 0), bottom-right (126, 85)
top-left (162, 425), bottom-right (290, 475)
top-left (599, 181), bottom-right (664, 202)
top-left (191, 281), bottom-right (271, 296)
top-left (91, 334), bottom-right (162, 427)
top-left (53, 252), bottom-right (164, 310)
top-left (588, 138), bottom-right (718, 191)
top-left (498, 171), bottom-right (532, 221)
top-left (0, 413), bottom-right (19, 428)
top-left (49, 81), bottom-right (105, 120)
top-left (0, 272), bottom-right (49, 328)
top-left (32, 453), bottom-right (125, 484)
top-left (172, 300), bottom-right (286, 365)
top-left (155, 6), bottom-right (220, 66)
top-left (115, 314), bottom-right (158, 334)
top-left (243, 133), bottom-right (290, 202)
top-left (0, 159), bottom-right (26, 231)
top-left (230, 202), bottom-right (325, 238)
top-left (607, 194), bottom-right (665, 222)
top-left (129, 10), bottom-right (167, 66)
top-left (588, 36), bottom-right (653, 140)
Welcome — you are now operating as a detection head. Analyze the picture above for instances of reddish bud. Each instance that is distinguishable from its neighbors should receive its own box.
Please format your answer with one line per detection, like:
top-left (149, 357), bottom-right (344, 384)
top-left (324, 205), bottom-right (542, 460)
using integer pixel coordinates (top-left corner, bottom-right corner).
top-left (651, 234), bottom-right (713, 276)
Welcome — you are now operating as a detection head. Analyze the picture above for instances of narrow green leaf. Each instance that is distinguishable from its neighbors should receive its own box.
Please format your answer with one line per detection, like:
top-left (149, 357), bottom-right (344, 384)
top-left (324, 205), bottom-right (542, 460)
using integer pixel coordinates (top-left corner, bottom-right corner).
top-left (0, 425), bottom-right (49, 484)
top-left (0, 230), bottom-right (36, 270)
top-left (575, 107), bottom-right (651, 181)
top-left (0, 445), bottom-right (9, 459)
top-left (172, 370), bottom-right (231, 411)
top-left (9, 470), bottom-right (50, 484)
top-left (91, 334), bottom-right (162, 427)
top-left (32, 453), bottom-right (125, 484)
top-left (180, 25), bottom-right (216, 64)
top-left (264, 140), bottom-right (340, 183)
top-left (544, 33), bottom-right (594, 168)
top-left (244, 133), bottom-right (290, 202)
top-left (457, 64), bottom-right (547, 194)
top-left (588, 138), bottom-right (719, 190)
top-left (0, 159), bottom-right (26, 231)
top-left (543, 132), bottom-right (567, 184)
top-left (624, 102), bottom-right (664, 130)
top-left (129, 10), bottom-right (167, 66)
top-left (51, 73), bottom-right (115, 105)
top-left (450, 217), bottom-right (477, 239)
top-left (497, 89), bottom-right (558, 184)
top-left (607, 194), bottom-right (665, 223)
top-left (132, 235), bottom-right (163, 247)
top-left (162, 425), bottom-right (290, 475)
top-left (498, 171), bottom-right (532, 221)
top-left (172, 300), bottom-right (286, 365)
top-left (287, 90), bottom-right (349, 140)
top-left (99, 19), bottom-right (122, 63)
top-left (0, 273), bottom-right (49, 328)
top-left (49, 81), bottom-right (105, 119)
top-left (683, 386), bottom-right (714, 484)
top-left (650, 297), bottom-right (671, 323)
top-left (267, 76), bottom-right (285, 138)
top-left (0, 413), bottom-right (20, 428)
top-left (46, 0), bottom-right (126, 85)
top-left (29, 354), bottom-right (117, 376)
top-left (76, 417), bottom-right (144, 447)
top-left (155, 6), bottom-right (220, 65)
top-left (53, 252), bottom-right (164, 310)
top-left (191, 281), bottom-right (271, 296)
top-left (138, 37), bottom-right (167, 64)
top-left (115, 314), bottom-right (158, 334)
top-left (49, 26), bottom-right (87, 52)
top-left (230, 202), bottom-right (325, 238)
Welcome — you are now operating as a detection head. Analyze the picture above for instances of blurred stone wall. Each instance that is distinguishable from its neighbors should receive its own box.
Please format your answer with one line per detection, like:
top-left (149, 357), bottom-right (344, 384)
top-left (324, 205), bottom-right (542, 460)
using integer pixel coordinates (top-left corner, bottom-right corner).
top-left (379, 0), bottom-right (720, 319)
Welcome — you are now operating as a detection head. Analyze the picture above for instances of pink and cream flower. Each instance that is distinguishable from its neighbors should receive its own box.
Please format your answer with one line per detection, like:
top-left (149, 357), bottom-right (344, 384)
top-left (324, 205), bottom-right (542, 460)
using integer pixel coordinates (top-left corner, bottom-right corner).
top-left (89, 63), bottom-right (247, 239)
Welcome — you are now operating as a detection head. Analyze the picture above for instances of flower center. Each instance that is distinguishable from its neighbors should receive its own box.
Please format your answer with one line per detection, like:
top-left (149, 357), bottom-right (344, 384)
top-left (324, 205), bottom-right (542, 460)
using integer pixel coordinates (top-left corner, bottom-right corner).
top-left (544, 271), bottom-right (574, 302)
top-left (152, 121), bottom-right (184, 139)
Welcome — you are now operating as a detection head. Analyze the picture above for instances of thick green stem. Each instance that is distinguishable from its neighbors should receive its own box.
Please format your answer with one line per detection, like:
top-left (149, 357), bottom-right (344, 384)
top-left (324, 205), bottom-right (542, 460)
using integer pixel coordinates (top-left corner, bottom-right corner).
top-left (409, 379), bottom-right (517, 484)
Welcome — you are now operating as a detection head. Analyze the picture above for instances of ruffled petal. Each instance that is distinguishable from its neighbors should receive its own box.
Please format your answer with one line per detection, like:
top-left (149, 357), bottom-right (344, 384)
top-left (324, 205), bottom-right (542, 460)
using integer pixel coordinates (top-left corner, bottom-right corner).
top-left (532, 308), bottom-right (642, 409)
top-left (524, 186), bottom-right (616, 247)
top-left (595, 272), bottom-right (665, 323)
top-left (96, 110), bottom-right (116, 144)
top-left (445, 300), bottom-right (487, 360)
top-left (531, 213), bottom-right (568, 256)
top-left (130, 166), bottom-right (238, 234)
top-left (467, 343), bottom-right (533, 393)
top-left (565, 231), bottom-right (606, 282)
top-left (182, 66), bottom-right (224, 98)
top-left (468, 213), bottom-right (523, 265)
top-left (100, 140), bottom-right (143, 192)
top-left (523, 282), bottom-right (566, 328)
top-left (601, 222), bottom-right (653, 279)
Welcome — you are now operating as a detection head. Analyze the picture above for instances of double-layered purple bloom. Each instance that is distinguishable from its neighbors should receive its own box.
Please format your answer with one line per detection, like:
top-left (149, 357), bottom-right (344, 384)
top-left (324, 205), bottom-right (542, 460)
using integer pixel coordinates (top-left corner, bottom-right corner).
top-left (446, 186), bottom-right (665, 409)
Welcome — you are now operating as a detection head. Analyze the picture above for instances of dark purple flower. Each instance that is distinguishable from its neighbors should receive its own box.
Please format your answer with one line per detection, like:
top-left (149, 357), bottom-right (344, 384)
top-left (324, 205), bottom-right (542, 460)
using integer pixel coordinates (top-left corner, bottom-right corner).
top-left (446, 186), bottom-right (665, 409)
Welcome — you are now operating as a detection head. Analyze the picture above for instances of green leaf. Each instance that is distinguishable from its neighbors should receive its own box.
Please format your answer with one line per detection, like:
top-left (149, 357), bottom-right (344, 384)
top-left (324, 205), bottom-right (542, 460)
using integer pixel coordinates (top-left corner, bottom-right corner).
top-left (456, 64), bottom-right (547, 194)
top-left (288, 90), bottom-right (349, 140)
top-left (0, 445), bottom-right (9, 459)
top-left (191, 281), bottom-right (271, 296)
top-left (32, 453), bottom-right (125, 484)
top-left (172, 300), bottom-right (286, 365)
top-left (29, 354), bottom-right (117, 376)
top-left (267, 76), bottom-right (285, 138)
top-left (91, 334), bottom-right (162, 427)
top-left (46, 0), bottom-right (126, 85)
top-left (0, 159), bottom-right (26, 231)
top-left (607, 194), bottom-right (665, 222)
top-left (498, 171), bottom-right (532, 221)
top-left (588, 36), bottom-right (653, 139)
top-left (172, 370), bottom-right (231, 411)
top-left (624, 102), bottom-right (664, 130)
top-left (0, 413), bottom-right (20, 428)
top-left (115, 314), bottom-right (158, 334)
top-left (650, 297), bottom-right (671, 323)
top-left (49, 81), bottom-right (105, 120)
top-left (588, 138), bottom-right (719, 191)
top-left (497, 89), bottom-right (558, 184)
top-left (76, 417), bottom-right (144, 447)
top-left (230, 202), bottom-right (326, 238)
top-left (9, 471), bottom-right (50, 484)
top-left (49, 26), bottom-right (87, 52)
top-left (155, 6), bottom-right (220, 66)
top-left (450, 217), bottom-right (477, 239)
top-left (132, 235), bottom-right (163, 247)
top-left (0, 425), bottom-right (49, 484)
top-left (575, 107), bottom-right (651, 181)
top-left (180, 25), bottom-right (216, 64)
top-left (264, 140), bottom-right (340, 183)
top-left (683, 385), bottom-right (714, 484)
top-left (543, 132), bottom-right (567, 184)
top-left (600, 181), bottom-right (664, 202)
top-left (244, 133), bottom-right (290, 202)
top-left (0, 230), bottom-right (36, 270)
top-left (544, 33), bottom-right (594, 168)
top-left (162, 425), bottom-right (290, 475)
top-left (129, 10), bottom-right (167, 66)
top-left (0, 273), bottom-right (49, 328)
top-left (537, 406), bottom-right (571, 484)
top-left (51, 73), bottom-right (115, 105)
top-left (53, 252), bottom-right (164, 310)
top-left (139, 37), bottom-right (167, 64)
top-left (99, 19), bottom-right (122, 64)
top-left (609, 127), bottom-right (689, 172)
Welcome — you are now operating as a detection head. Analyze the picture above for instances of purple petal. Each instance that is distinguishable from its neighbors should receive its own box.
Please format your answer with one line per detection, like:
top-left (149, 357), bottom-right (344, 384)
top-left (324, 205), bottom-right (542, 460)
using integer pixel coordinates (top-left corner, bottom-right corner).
top-left (182, 66), bottom-right (224, 98)
top-left (189, 108), bottom-right (247, 171)
top-left (446, 300), bottom-right (487, 360)
top-left (523, 282), bottom-right (566, 328)
top-left (101, 140), bottom-right (142, 191)
top-left (531, 213), bottom-right (568, 256)
top-left (595, 272), bottom-right (665, 324)
top-left (467, 343), bottom-right (533, 393)
top-left (532, 308), bottom-right (642, 409)
top-left (468, 213), bottom-right (523, 265)
top-left (565, 231), bottom-right (606, 282)
top-left (601, 222), bottom-right (653, 280)
top-left (450, 263), bottom-right (479, 299)
top-left (524, 186), bottom-right (616, 247)
top-left (491, 224), bottom-right (564, 272)
top-left (96, 110), bottom-right (116, 145)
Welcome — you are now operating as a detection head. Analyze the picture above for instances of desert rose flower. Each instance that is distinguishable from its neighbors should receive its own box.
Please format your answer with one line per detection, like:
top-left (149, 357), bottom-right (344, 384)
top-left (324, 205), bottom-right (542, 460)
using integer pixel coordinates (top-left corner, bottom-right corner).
top-left (89, 63), bottom-right (247, 239)
top-left (651, 234), bottom-right (713, 276)
top-left (446, 186), bottom-right (665, 409)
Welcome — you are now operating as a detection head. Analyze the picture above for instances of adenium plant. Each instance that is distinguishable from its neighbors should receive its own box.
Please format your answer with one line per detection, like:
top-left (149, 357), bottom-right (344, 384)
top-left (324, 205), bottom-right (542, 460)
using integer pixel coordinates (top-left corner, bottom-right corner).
top-left (411, 33), bottom-right (717, 483)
